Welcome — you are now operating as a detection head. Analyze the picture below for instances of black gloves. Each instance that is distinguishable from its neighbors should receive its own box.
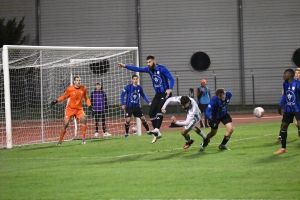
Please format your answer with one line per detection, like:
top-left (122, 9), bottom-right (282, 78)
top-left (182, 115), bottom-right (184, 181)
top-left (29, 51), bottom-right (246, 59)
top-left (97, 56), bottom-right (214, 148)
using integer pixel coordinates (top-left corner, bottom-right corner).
top-left (88, 106), bottom-right (95, 116)
top-left (277, 106), bottom-right (282, 115)
top-left (50, 100), bottom-right (58, 107)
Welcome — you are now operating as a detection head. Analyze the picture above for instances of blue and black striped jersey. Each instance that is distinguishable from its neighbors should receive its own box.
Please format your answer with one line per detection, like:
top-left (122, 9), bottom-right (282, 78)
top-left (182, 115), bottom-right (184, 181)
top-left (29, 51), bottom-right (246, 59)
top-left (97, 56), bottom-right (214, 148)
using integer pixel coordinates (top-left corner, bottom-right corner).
top-left (205, 91), bottom-right (232, 120)
top-left (125, 64), bottom-right (174, 94)
top-left (279, 80), bottom-right (300, 113)
top-left (121, 84), bottom-right (150, 108)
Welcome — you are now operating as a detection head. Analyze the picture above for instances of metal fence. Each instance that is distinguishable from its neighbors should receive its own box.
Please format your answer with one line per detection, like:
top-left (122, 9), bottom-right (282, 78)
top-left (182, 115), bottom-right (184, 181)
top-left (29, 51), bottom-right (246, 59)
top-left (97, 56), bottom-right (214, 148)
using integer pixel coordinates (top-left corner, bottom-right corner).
top-left (141, 67), bottom-right (285, 114)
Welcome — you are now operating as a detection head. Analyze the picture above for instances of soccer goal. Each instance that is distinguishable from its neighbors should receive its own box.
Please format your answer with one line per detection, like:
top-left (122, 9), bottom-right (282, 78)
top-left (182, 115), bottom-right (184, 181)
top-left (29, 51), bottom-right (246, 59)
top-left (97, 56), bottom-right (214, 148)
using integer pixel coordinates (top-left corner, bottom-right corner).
top-left (1, 45), bottom-right (142, 149)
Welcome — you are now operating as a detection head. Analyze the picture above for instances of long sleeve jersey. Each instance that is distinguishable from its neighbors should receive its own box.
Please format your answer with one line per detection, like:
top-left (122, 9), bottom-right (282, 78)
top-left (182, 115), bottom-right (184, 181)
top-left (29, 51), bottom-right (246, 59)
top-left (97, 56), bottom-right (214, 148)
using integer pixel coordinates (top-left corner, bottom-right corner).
top-left (162, 96), bottom-right (201, 126)
top-left (91, 90), bottom-right (108, 112)
top-left (57, 85), bottom-right (91, 109)
top-left (125, 64), bottom-right (174, 94)
top-left (121, 84), bottom-right (150, 108)
top-left (205, 91), bottom-right (232, 120)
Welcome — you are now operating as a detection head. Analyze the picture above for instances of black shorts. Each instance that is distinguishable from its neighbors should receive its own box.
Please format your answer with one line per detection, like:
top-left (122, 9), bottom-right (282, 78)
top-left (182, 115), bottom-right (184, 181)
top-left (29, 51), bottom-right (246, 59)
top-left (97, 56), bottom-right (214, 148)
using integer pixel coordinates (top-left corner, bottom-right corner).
top-left (125, 107), bottom-right (144, 118)
top-left (282, 112), bottom-right (300, 123)
top-left (209, 113), bottom-right (232, 129)
top-left (150, 92), bottom-right (172, 116)
top-left (198, 104), bottom-right (208, 113)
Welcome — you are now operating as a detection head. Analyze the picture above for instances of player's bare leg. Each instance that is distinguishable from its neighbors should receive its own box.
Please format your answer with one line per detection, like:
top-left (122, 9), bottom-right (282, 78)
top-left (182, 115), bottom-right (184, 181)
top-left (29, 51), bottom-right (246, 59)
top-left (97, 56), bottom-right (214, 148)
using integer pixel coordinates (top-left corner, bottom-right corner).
top-left (79, 115), bottom-right (87, 144)
top-left (219, 122), bottom-right (234, 150)
top-left (182, 128), bottom-right (194, 149)
top-left (57, 119), bottom-right (70, 145)
top-left (200, 128), bottom-right (217, 151)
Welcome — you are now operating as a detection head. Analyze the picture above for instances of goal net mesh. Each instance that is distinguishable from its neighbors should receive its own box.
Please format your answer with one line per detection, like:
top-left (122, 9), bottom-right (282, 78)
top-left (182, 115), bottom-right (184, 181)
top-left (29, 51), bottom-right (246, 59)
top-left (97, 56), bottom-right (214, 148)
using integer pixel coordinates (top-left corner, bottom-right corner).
top-left (1, 47), bottom-right (139, 147)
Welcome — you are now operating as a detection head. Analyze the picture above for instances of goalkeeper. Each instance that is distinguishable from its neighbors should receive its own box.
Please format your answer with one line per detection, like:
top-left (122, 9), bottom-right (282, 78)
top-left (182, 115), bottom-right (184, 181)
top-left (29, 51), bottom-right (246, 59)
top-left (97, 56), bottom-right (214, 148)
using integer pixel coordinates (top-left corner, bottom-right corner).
top-left (118, 55), bottom-right (174, 143)
top-left (161, 95), bottom-right (206, 148)
top-left (50, 76), bottom-right (94, 145)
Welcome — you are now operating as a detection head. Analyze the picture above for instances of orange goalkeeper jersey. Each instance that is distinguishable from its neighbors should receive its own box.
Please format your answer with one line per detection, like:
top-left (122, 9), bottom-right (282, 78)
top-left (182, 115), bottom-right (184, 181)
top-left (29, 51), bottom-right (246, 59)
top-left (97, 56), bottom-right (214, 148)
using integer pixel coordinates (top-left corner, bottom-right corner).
top-left (57, 85), bottom-right (91, 109)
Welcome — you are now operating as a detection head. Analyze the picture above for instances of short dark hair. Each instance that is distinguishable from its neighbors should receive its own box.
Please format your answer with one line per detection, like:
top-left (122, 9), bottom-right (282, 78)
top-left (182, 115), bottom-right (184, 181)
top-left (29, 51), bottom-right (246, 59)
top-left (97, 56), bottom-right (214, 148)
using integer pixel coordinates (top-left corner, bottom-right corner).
top-left (180, 96), bottom-right (190, 105)
top-left (132, 74), bottom-right (138, 79)
top-left (146, 55), bottom-right (155, 60)
top-left (95, 82), bottom-right (100, 85)
top-left (215, 88), bottom-right (225, 96)
top-left (73, 76), bottom-right (80, 81)
top-left (285, 69), bottom-right (295, 77)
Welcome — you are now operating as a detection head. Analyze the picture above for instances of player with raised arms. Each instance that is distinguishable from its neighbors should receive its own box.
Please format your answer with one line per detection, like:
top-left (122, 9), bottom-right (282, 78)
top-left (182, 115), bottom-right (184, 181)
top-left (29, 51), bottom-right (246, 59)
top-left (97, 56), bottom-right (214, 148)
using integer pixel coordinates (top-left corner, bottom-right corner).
top-left (161, 95), bottom-right (206, 148)
top-left (118, 55), bottom-right (174, 143)
top-left (121, 75), bottom-right (151, 138)
top-left (51, 76), bottom-right (94, 145)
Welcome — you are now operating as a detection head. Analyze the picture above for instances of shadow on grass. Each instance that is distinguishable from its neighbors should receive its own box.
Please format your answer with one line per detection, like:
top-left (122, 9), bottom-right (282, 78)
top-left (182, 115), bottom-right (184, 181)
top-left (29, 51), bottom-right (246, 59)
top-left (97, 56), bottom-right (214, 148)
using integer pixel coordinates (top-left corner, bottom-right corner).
top-left (232, 138), bottom-right (298, 150)
top-left (255, 153), bottom-right (300, 163)
top-left (89, 153), bottom-right (150, 165)
top-left (148, 150), bottom-right (185, 161)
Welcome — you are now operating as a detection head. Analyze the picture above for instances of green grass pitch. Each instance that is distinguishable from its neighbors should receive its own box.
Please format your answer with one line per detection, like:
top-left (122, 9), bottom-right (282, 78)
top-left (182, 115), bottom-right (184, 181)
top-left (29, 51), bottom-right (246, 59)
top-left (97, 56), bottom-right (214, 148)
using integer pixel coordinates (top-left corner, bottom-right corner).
top-left (0, 121), bottom-right (299, 199)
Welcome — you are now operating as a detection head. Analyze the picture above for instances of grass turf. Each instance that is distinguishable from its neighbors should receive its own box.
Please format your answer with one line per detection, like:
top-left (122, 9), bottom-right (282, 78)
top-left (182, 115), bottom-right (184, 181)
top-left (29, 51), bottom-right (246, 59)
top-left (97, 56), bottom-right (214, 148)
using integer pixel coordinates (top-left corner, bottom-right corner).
top-left (0, 121), bottom-right (300, 199)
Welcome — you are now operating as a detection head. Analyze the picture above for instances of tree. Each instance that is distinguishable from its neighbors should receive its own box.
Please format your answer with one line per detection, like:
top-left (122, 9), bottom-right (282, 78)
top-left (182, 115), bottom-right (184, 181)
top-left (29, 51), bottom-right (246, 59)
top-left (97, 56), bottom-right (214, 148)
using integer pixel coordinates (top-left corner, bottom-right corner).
top-left (0, 17), bottom-right (26, 48)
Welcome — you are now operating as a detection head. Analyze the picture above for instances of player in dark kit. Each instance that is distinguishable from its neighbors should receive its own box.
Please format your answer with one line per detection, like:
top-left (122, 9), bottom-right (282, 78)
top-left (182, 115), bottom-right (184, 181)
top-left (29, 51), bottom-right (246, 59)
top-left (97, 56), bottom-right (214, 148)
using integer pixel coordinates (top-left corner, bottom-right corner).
top-left (201, 88), bottom-right (234, 151)
top-left (121, 75), bottom-right (151, 138)
top-left (274, 69), bottom-right (300, 154)
top-left (118, 55), bottom-right (174, 143)
top-left (91, 82), bottom-right (111, 137)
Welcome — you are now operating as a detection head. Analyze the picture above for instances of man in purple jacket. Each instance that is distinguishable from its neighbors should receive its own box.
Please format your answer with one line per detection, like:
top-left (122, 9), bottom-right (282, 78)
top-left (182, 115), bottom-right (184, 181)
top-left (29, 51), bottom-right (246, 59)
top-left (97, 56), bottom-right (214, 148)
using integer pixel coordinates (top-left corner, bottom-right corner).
top-left (91, 82), bottom-right (111, 137)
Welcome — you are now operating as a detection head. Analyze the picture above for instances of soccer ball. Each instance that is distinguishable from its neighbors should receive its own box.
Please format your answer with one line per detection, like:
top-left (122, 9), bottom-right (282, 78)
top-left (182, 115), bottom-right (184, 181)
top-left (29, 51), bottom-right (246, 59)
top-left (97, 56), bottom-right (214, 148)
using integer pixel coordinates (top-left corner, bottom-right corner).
top-left (131, 126), bottom-right (137, 134)
top-left (253, 107), bottom-right (264, 118)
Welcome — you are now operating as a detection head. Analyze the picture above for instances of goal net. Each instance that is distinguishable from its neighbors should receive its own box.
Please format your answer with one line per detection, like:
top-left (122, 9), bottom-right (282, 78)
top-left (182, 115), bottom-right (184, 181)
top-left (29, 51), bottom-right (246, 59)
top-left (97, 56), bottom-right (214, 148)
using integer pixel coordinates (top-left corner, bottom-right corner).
top-left (1, 45), bottom-right (141, 148)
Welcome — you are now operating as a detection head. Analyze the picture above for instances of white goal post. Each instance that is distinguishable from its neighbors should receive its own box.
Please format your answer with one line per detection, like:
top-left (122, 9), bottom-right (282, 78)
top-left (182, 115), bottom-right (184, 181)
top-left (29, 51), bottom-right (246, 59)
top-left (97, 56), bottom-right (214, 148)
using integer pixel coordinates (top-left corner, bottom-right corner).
top-left (1, 45), bottom-right (143, 149)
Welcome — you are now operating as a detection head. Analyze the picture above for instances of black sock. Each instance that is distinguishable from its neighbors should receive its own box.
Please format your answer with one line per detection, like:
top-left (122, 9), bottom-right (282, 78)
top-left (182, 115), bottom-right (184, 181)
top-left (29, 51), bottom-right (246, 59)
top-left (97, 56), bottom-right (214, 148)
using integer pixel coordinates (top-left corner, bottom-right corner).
top-left (280, 130), bottom-right (287, 149)
top-left (95, 122), bottom-right (99, 132)
top-left (125, 122), bottom-right (130, 134)
top-left (155, 114), bottom-right (163, 129)
top-left (102, 121), bottom-right (107, 133)
top-left (150, 118), bottom-right (156, 129)
top-left (221, 136), bottom-right (230, 145)
top-left (142, 120), bottom-right (149, 131)
top-left (183, 134), bottom-right (190, 141)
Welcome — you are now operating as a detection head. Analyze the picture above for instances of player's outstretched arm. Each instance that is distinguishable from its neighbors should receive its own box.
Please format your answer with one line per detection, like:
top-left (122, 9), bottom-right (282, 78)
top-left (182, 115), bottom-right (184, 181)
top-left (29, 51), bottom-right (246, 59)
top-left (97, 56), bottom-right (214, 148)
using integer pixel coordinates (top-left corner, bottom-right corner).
top-left (118, 63), bottom-right (126, 68)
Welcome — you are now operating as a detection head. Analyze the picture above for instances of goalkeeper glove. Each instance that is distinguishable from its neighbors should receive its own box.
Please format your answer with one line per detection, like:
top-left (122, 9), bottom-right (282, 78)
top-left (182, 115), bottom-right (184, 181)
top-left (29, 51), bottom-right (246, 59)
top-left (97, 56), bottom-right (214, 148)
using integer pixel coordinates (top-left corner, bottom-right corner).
top-left (277, 106), bottom-right (282, 115)
top-left (50, 100), bottom-right (58, 107)
top-left (88, 106), bottom-right (95, 116)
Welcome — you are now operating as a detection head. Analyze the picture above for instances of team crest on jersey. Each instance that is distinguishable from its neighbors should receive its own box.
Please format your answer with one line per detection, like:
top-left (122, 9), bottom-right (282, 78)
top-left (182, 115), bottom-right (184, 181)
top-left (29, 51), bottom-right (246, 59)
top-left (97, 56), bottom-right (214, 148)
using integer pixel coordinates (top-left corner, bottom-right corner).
top-left (292, 87), bottom-right (295, 90)
top-left (286, 90), bottom-right (295, 106)
top-left (157, 71), bottom-right (160, 74)
top-left (130, 91), bottom-right (139, 103)
top-left (152, 75), bottom-right (162, 88)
